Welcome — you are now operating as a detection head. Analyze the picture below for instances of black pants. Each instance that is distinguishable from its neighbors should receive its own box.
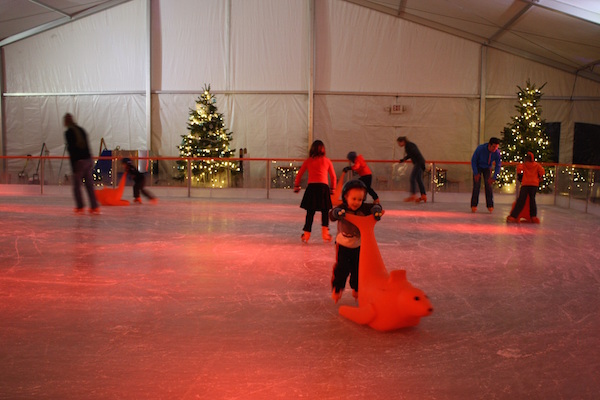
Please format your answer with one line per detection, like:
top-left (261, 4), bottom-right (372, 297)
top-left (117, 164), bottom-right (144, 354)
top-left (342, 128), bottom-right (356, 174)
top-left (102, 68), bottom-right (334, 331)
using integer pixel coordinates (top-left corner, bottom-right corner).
top-left (331, 244), bottom-right (360, 293)
top-left (133, 176), bottom-right (155, 199)
top-left (359, 174), bottom-right (379, 201)
top-left (471, 167), bottom-right (493, 208)
top-left (410, 164), bottom-right (426, 196)
top-left (510, 186), bottom-right (538, 218)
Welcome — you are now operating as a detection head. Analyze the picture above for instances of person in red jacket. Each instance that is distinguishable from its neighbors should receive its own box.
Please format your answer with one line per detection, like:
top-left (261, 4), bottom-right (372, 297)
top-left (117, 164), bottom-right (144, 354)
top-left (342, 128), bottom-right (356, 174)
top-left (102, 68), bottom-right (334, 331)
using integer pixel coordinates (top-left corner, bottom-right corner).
top-left (294, 140), bottom-right (337, 243)
top-left (507, 151), bottom-right (545, 223)
top-left (343, 151), bottom-right (379, 203)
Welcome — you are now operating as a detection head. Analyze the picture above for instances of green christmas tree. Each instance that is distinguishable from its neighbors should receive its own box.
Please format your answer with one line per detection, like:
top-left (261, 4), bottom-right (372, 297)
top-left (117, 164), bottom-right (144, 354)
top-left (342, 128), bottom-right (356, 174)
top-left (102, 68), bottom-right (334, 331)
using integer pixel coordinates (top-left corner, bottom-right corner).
top-left (176, 85), bottom-right (238, 187)
top-left (497, 80), bottom-right (554, 192)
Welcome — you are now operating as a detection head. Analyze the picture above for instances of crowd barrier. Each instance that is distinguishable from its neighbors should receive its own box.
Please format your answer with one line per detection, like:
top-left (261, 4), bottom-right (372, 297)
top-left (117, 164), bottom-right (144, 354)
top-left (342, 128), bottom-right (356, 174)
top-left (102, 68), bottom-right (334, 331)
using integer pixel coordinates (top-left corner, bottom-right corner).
top-left (1, 155), bottom-right (598, 215)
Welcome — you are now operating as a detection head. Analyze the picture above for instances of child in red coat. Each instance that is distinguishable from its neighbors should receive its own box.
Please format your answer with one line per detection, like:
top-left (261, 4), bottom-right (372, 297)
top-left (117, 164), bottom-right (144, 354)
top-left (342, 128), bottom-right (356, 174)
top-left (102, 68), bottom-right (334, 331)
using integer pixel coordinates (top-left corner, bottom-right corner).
top-left (344, 151), bottom-right (379, 203)
top-left (507, 152), bottom-right (545, 223)
top-left (294, 140), bottom-right (337, 242)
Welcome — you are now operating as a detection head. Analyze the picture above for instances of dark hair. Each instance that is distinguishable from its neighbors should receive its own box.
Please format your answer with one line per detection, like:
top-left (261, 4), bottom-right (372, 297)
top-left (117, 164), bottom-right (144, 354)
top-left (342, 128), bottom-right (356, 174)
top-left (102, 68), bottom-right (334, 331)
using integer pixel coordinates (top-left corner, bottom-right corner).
top-left (396, 136), bottom-right (407, 143)
top-left (309, 140), bottom-right (326, 157)
top-left (489, 137), bottom-right (501, 145)
top-left (63, 113), bottom-right (75, 126)
top-left (347, 151), bottom-right (357, 162)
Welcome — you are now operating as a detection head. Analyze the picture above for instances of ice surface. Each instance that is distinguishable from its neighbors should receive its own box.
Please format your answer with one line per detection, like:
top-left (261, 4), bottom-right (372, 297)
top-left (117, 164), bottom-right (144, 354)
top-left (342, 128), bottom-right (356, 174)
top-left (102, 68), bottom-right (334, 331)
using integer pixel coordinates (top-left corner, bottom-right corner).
top-left (1, 194), bottom-right (599, 399)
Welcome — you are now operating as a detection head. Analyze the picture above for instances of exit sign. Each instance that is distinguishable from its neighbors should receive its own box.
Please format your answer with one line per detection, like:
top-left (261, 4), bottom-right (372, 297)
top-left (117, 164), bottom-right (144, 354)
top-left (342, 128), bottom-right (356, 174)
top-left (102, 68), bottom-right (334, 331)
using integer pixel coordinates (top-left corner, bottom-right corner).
top-left (390, 104), bottom-right (405, 114)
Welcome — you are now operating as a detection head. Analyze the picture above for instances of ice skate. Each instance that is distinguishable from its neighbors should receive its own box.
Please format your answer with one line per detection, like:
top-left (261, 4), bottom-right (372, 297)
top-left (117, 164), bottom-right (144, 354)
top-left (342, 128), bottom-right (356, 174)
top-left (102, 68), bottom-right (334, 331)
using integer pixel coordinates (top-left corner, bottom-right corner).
top-left (332, 289), bottom-right (343, 304)
top-left (321, 226), bottom-right (332, 242)
top-left (301, 231), bottom-right (310, 243)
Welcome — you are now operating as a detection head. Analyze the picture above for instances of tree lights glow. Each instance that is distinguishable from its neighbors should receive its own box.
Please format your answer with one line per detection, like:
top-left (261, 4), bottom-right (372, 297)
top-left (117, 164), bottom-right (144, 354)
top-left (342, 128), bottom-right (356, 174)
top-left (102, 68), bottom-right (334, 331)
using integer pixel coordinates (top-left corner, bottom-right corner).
top-left (498, 80), bottom-right (554, 193)
top-left (175, 84), bottom-right (239, 187)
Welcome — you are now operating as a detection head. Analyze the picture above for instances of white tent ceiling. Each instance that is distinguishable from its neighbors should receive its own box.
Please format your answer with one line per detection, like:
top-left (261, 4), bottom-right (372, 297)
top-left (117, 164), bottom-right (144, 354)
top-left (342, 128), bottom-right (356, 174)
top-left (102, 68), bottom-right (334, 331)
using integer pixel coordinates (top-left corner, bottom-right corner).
top-left (1, 0), bottom-right (600, 81)
top-left (0, 0), bottom-right (130, 45)
top-left (2, 0), bottom-right (600, 82)
top-left (347, 0), bottom-right (600, 82)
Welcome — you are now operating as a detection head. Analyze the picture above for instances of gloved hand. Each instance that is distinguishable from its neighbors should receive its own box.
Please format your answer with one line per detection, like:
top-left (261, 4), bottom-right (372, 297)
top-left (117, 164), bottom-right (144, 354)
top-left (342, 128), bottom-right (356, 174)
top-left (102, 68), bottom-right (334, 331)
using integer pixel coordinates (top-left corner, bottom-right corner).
top-left (330, 188), bottom-right (335, 195)
top-left (399, 159), bottom-right (405, 163)
top-left (473, 173), bottom-right (481, 183)
top-left (294, 186), bottom-right (300, 193)
top-left (371, 204), bottom-right (383, 221)
top-left (487, 177), bottom-right (495, 185)
top-left (332, 207), bottom-right (345, 219)
top-left (343, 166), bottom-right (351, 172)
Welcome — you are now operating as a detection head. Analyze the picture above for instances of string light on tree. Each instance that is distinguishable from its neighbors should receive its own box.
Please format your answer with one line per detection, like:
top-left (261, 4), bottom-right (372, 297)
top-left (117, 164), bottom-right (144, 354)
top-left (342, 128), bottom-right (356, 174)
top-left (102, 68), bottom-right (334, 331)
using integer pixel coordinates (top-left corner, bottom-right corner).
top-left (497, 79), bottom-right (554, 193)
top-left (175, 84), bottom-right (239, 187)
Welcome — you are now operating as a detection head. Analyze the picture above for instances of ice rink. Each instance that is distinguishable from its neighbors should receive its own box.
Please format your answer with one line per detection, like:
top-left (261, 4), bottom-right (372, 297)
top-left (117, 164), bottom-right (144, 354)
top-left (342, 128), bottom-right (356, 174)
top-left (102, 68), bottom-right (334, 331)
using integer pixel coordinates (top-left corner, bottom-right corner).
top-left (1, 193), bottom-right (599, 399)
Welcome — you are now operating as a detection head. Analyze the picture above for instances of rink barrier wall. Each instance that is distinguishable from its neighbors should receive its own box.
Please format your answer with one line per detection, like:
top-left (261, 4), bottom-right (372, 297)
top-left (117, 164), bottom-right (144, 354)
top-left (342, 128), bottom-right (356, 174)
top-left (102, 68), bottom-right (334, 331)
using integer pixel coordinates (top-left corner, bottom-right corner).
top-left (1, 155), bottom-right (598, 217)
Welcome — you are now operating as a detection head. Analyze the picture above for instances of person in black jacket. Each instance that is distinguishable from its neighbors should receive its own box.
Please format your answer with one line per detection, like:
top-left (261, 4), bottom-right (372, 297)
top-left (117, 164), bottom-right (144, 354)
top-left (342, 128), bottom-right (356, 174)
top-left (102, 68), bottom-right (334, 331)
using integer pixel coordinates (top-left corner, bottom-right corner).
top-left (64, 113), bottom-right (99, 214)
top-left (121, 158), bottom-right (157, 204)
top-left (397, 136), bottom-right (427, 203)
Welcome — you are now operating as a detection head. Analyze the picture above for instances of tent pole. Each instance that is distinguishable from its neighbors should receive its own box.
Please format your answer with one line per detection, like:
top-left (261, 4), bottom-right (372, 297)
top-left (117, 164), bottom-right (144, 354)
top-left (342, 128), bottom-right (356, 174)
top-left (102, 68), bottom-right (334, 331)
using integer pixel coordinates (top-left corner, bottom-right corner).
top-left (145, 0), bottom-right (152, 154)
top-left (307, 0), bottom-right (315, 150)
top-left (478, 46), bottom-right (487, 144)
top-left (0, 47), bottom-right (5, 174)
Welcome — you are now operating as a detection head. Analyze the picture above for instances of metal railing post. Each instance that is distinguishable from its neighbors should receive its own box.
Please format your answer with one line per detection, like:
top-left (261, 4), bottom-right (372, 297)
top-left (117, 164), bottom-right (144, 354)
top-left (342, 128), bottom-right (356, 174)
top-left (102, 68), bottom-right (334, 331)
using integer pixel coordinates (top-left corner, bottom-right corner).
top-left (553, 165), bottom-right (558, 206)
top-left (187, 158), bottom-right (191, 198)
top-left (430, 162), bottom-right (435, 203)
top-left (266, 160), bottom-right (271, 199)
top-left (40, 155), bottom-right (45, 194)
top-left (585, 169), bottom-right (593, 214)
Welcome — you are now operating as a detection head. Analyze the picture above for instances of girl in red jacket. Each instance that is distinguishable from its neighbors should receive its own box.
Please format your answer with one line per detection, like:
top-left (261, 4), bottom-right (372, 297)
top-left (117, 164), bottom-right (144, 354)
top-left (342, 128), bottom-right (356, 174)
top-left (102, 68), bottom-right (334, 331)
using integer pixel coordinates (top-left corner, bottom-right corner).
top-left (294, 140), bottom-right (337, 242)
top-left (507, 152), bottom-right (545, 223)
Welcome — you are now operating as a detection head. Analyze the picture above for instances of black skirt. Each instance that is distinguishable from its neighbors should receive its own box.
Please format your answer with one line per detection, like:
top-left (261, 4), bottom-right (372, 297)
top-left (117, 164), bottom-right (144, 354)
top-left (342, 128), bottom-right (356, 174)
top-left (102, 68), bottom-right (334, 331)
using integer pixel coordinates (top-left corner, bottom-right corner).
top-left (300, 183), bottom-right (332, 211)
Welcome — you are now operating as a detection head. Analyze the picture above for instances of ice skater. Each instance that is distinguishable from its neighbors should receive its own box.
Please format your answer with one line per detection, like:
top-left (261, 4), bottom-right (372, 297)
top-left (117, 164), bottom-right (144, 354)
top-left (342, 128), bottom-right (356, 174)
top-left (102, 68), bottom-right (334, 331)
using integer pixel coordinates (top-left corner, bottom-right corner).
top-left (63, 113), bottom-right (100, 214)
top-left (121, 158), bottom-right (157, 204)
top-left (471, 137), bottom-right (502, 213)
top-left (397, 136), bottom-right (427, 203)
top-left (343, 151), bottom-right (379, 204)
top-left (507, 151), bottom-right (545, 223)
top-left (294, 140), bottom-right (337, 243)
top-left (329, 180), bottom-right (383, 303)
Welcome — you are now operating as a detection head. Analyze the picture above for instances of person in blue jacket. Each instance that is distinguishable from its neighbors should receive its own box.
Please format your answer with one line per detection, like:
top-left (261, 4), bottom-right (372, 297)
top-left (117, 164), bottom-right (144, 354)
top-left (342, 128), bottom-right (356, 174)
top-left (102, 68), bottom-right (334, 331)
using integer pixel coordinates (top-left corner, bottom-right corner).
top-left (471, 137), bottom-right (501, 213)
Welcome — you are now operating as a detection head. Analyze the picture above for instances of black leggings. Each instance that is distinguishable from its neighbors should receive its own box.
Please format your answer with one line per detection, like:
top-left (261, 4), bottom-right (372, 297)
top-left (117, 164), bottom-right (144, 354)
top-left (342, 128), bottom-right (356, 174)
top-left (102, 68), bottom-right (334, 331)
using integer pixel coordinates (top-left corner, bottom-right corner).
top-left (510, 186), bottom-right (538, 218)
top-left (303, 209), bottom-right (329, 232)
top-left (359, 174), bottom-right (379, 201)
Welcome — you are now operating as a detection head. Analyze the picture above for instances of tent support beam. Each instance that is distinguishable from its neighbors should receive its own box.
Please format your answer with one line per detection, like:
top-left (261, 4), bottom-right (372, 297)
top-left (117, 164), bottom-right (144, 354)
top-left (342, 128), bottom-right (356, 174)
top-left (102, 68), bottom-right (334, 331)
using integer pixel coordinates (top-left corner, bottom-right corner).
top-left (308, 0), bottom-right (315, 149)
top-left (479, 46), bottom-right (487, 144)
top-left (145, 0), bottom-right (152, 154)
top-left (0, 0), bottom-right (133, 47)
top-left (486, 3), bottom-right (533, 44)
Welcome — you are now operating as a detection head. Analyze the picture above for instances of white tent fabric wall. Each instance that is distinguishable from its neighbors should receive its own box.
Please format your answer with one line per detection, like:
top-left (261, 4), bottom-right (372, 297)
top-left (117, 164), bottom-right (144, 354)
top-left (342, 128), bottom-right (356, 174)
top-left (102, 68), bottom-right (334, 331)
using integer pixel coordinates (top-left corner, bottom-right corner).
top-left (3, 0), bottom-right (147, 171)
top-left (4, 0), bottom-right (146, 93)
top-left (314, 0), bottom-right (481, 95)
top-left (4, 95), bottom-right (146, 177)
top-left (2, 0), bottom-right (600, 185)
